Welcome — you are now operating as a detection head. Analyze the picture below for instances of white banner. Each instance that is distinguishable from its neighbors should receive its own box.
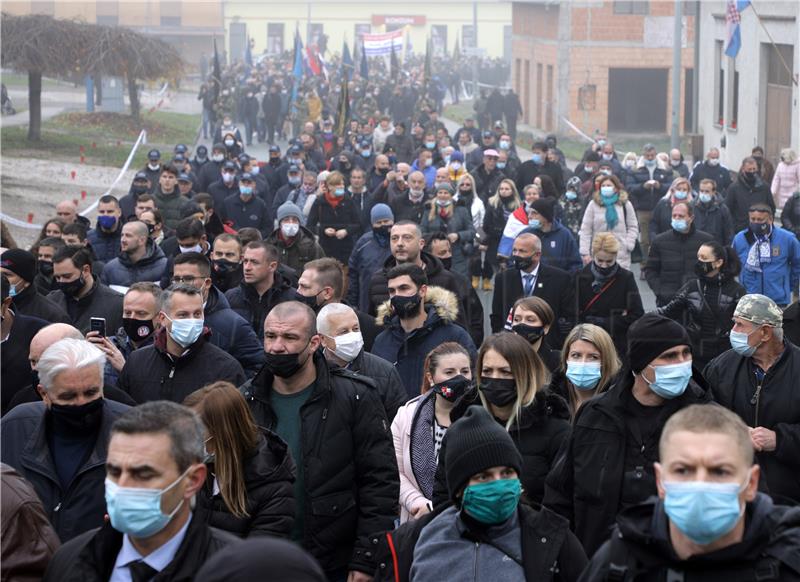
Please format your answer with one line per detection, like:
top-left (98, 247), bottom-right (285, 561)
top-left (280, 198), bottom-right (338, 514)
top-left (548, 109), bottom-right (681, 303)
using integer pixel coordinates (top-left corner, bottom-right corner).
top-left (362, 30), bottom-right (404, 57)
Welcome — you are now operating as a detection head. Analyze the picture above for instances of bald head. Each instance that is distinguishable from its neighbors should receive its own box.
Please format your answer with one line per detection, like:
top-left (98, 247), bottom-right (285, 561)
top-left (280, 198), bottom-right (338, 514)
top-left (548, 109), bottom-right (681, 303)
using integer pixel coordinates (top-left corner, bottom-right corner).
top-left (123, 221), bottom-right (149, 238)
top-left (30, 323), bottom-right (83, 369)
top-left (56, 200), bottom-right (79, 224)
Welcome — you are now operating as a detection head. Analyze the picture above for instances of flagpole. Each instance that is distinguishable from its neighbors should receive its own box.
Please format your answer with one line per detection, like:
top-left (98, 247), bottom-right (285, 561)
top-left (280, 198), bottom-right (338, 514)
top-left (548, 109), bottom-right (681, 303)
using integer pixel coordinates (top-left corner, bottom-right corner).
top-left (748, 1), bottom-right (799, 86)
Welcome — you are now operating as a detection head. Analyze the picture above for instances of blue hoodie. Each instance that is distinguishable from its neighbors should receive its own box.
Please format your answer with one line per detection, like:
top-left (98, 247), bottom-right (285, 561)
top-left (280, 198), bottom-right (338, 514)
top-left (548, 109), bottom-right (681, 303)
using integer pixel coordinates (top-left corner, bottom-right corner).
top-left (520, 219), bottom-right (582, 273)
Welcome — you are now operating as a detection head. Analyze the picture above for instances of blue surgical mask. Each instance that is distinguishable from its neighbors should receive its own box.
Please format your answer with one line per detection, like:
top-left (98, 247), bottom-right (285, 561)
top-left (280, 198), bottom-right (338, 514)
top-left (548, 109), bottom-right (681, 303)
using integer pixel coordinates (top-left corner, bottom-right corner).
top-left (645, 361), bottom-right (692, 399)
top-left (98, 215), bottom-right (117, 230)
top-left (288, 175), bottom-right (301, 186)
top-left (104, 468), bottom-right (190, 538)
top-left (674, 190), bottom-right (689, 200)
top-left (600, 186), bottom-right (615, 197)
top-left (566, 361), bottom-right (602, 390)
top-left (729, 328), bottom-right (760, 357)
top-left (8, 283), bottom-right (18, 298)
top-left (239, 186), bottom-right (253, 196)
top-left (461, 478), bottom-right (521, 525)
top-left (497, 161), bottom-right (507, 170)
top-left (361, 149), bottom-right (371, 157)
top-left (663, 475), bottom-right (749, 545)
top-left (671, 218), bottom-right (688, 232)
top-left (166, 315), bottom-right (204, 348)
top-left (645, 158), bottom-right (657, 167)
top-left (528, 218), bottom-right (541, 230)
top-left (334, 187), bottom-right (345, 197)
top-left (425, 141), bottom-right (435, 149)
top-left (565, 190), bottom-right (578, 201)
top-left (531, 153), bottom-right (543, 165)
top-left (699, 193), bottom-right (713, 204)
top-left (499, 140), bottom-right (510, 150)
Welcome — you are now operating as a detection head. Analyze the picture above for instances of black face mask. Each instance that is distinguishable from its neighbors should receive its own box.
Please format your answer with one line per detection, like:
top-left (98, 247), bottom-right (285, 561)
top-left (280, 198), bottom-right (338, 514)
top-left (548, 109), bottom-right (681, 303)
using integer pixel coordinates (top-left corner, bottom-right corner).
top-left (512, 323), bottom-right (545, 344)
top-left (432, 375), bottom-right (472, 402)
top-left (743, 171), bottom-right (758, 185)
top-left (39, 261), bottom-right (54, 276)
top-left (479, 378), bottom-right (518, 407)
top-left (694, 260), bottom-right (716, 278)
top-left (750, 222), bottom-right (770, 236)
top-left (269, 157), bottom-right (282, 167)
top-left (263, 342), bottom-right (311, 378)
top-left (391, 293), bottom-right (422, 319)
top-left (440, 256), bottom-right (453, 270)
top-left (50, 397), bottom-right (104, 436)
top-left (56, 275), bottom-right (85, 297)
top-left (510, 255), bottom-right (534, 271)
top-left (294, 290), bottom-right (320, 311)
top-left (122, 317), bottom-right (155, 342)
top-left (593, 263), bottom-right (617, 277)
top-left (378, 167), bottom-right (390, 176)
top-left (213, 259), bottom-right (239, 275)
top-left (132, 185), bottom-right (148, 195)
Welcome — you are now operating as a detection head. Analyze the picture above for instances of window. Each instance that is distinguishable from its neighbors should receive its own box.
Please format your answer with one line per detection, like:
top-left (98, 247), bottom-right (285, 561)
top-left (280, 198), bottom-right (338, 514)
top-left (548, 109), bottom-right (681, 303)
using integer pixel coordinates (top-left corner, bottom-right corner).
top-left (431, 25), bottom-right (447, 57)
top-left (768, 43), bottom-right (794, 86)
top-left (715, 40), bottom-right (724, 125)
top-left (730, 67), bottom-right (739, 129)
top-left (160, 1), bottom-right (181, 27)
top-left (267, 23), bottom-right (284, 54)
top-left (307, 23), bottom-right (324, 47)
top-left (462, 25), bottom-right (476, 50)
top-left (613, 1), bottom-right (649, 15)
top-left (229, 22), bottom-right (247, 64)
top-left (96, 0), bottom-right (118, 26)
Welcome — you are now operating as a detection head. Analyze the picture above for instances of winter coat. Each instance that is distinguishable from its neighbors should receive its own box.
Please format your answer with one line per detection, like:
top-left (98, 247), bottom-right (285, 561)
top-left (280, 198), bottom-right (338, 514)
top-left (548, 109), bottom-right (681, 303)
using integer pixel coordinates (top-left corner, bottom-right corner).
top-left (86, 223), bottom-right (122, 264)
top-left (197, 159), bottom-right (225, 193)
top-left (0, 399), bottom-right (131, 542)
top-left (659, 274), bottom-right (746, 369)
top-left (99, 239), bottom-right (168, 287)
top-left (580, 494), bottom-right (800, 582)
top-left (772, 159), bottom-right (800, 209)
top-left (204, 286), bottom-right (265, 378)
top-left (196, 428), bottom-right (295, 538)
top-left (389, 194), bottom-right (429, 224)
top-left (42, 512), bottom-right (237, 582)
top-left (221, 193), bottom-right (272, 236)
top-left (239, 354), bottom-right (399, 574)
top-left (420, 202), bottom-right (476, 279)
top-left (47, 280), bottom-right (124, 334)
top-left (10, 283), bottom-right (70, 324)
top-left (780, 191), bottom-right (800, 238)
top-left (520, 220), bottom-right (583, 274)
top-left (265, 226), bottom-right (325, 275)
top-left (645, 225), bottom-right (715, 306)
top-left (117, 327), bottom-right (246, 403)
top-left (372, 287), bottom-right (477, 399)
top-left (1, 313), bottom-right (47, 414)
top-left (516, 160), bottom-right (565, 194)
top-left (543, 371), bottom-right (712, 556)
top-left (348, 350), bottom-right (408, 423)
top-left (705, 341), bottom-right (800, 503)
top-left (384, 133), bottom-right (416, 164)
top-left (733, 226), bottom-right (800, 306)
top-left (689, 160), bottom-right (733, 193)
top-left (725, 175), bottom-right (776, 233)
top-left (152, 188), bottom-right (191, 230)
top-left (649, 193), bottom-right (697, 239)
top-left (347, 231), bottom-right (392, 312)
top-left (625, 164), bottom-right (672, 211)
top-left (307, 196), bottom-right (362, 263)
top-left (225, 269), bottom-right (297, 339)
top-left (472, 165), bottom-right (506, 202)
top-left (578, 192), bottom-right (638, 269)
top-left (693, 197), bottom-right (735, 245)
top-left (573, 264), bottom-right (643, 358)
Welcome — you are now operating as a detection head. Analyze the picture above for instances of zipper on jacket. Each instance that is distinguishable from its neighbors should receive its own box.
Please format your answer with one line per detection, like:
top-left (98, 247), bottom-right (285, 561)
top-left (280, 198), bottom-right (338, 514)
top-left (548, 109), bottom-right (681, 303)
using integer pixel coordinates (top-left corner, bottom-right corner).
top-left (751, 380), bottom-right (764, 426)
top-left (474, 541), bottom-right (479, 581)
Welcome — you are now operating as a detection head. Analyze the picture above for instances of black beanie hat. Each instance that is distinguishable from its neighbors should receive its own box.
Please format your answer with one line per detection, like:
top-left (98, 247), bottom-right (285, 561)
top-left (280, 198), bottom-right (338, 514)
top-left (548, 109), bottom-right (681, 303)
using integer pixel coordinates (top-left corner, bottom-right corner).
top-left (1, 249), bottom-right (36, 283)
top-left (530, 198), bottom-right (555, 223)
top-left (445, 406), bottom-right (523, 501)
top-left (627, 313), bottom-right (691, 374)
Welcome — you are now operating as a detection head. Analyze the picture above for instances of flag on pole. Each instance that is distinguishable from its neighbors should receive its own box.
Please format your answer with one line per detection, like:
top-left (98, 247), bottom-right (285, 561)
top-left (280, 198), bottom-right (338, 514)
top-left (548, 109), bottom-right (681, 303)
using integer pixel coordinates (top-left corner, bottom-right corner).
top-left (390, 42), bottom-right (399, 81)
top-left (360, 40), bottom-right (369, 80)
top-left (244, 36), bottom-right (253, 68)
top-left (211, 38), bottom-right (222, 104)
top-left (725, 0), bottom-right (751, 58)
top-left (291, 29), bottom-right (304, 104)
top-left (453, 35), bottom-right (461, 62)
top-left (342, 41), bottom-right (354, 80)
top-left (335, 76), bottom-right (350, 136)
top-left (424, 37), bottom-right (432, 87)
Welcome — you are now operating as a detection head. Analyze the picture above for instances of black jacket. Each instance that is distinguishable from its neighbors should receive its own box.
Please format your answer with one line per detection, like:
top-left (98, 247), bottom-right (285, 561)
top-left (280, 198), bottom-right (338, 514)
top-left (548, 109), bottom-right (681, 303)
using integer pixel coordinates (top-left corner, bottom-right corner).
top-left (225, 269), bottom-right (297, 340)
top-left (307, 196), bottom-right (362, 263)
top-left (347, 350), bottom-right (408, 422)
top-left (99, 238), bottom-right (169, 287)
top-left (543, 371), bottom-right (712, 556)
top-left (579, 494), bottom-right (800, 582)
top-left (117, 327), bottom-right (246, 403)
top-left (625, 166), bottom-right (672, 211)
top-left (704, 341), bottom-right (800, 504)
top-left (780, 191), bottom-right (800, 238)
top-left (221, 193), bottom-right (272, 236)
top-left (0, 400), bottom-right (131, 542)
top-left (197, 428), bottom-right (296, 538)
top-left (516, 159), bottom-right (565, 194)
top-left (1, 313), bottom-right (48, 414)
top-left (645, 225), bottom-right (715, 306)
top-left (240, 354), bottom-right (399, 574)
top-left (689, 160), bottom-right (733, 193)
top-left (10, 284), bottom-right (70, 323)
top-left (204, 286), bottom-right (265, 378)
top-left (725, 174), bottom-right (776, 233)
top-left (46, 280), bottom-right (124, 334)
top-left (693, 199), bottom-right (735, 245)
top-left (42, 513), bottom-right (238, 582)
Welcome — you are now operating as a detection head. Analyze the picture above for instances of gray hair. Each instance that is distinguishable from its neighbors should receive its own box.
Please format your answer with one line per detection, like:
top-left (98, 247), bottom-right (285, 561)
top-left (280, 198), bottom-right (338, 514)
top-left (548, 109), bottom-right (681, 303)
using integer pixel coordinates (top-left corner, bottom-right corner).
top-left (127, 282), bottom-right (163, 312)
top-left (642, 143), bottom-right (656, 154)
top-left (516, 232), bottom-right (542, 252)
top-left (37, 338), bottom-right (105, 390)
top-left (161, 283), bottom-right (203, 314)
top-left (317, 303), bottom-right (356, 336)
top-left (111, 401), bottom-right (204, 472)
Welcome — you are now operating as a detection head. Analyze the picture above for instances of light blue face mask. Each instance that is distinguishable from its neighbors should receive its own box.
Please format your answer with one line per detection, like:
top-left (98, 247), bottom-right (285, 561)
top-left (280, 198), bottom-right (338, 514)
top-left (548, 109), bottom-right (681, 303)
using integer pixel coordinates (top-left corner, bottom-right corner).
top-left (531, 153), bottom-right (543, 165)
top-left (565, 191), bottom-right (578, 201)
top-left (645, 360), bottom-right (692, 399)
top-left (674, 190), bottom-right (689, 200)
top-left (671, 218), bottom-right (688, 232)
top-left (600, 186), bottom-right (616, 198)
top-left (528, 219), bottom-right (542, 230)
top-left (425, 141), bottom-right (435, 149)
top-left (566, 361), bottom-right (602, 390)
top-left (699, 193), bottom-right (713, 204)
top-left (729, 328), bottom-right (760, 357)
top-left (8, 283), bottom-right (17, 298)
top-left (497, 161), bottom-right (507, 170)
top-left (334, 187), bottom-right (345, 197)
top-left (165, 315), bottom-right (204, 348)
top-left (105, 468), bottom-right (191, 538)
top-left (663, 474), bottom-right (749, 545)
top-left (239, 186), bottom-right (254, 196)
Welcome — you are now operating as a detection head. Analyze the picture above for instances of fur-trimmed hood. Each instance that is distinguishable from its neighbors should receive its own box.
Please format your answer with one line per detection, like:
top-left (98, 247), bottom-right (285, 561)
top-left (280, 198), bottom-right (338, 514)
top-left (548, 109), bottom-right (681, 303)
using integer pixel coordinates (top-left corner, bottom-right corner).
top-left (591, 188), bottom-right (630, 207)
top-left (375, 285), bottom-right (459, 326)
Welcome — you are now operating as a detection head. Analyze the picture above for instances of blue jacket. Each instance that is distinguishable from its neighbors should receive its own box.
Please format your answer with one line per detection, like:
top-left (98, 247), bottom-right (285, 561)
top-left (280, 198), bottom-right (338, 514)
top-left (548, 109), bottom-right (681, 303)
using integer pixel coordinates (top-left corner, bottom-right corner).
top-left (371, 286), bottom-right (477, 399)
top-left (733, 226), bottom-right (800, 306)
top-left (347, 231), bottom-right (392, 312)
top-left (100, 239), bottom-right (168, 287)
top-left (87, 221), bottom-right (123, 264)
top-left (520, 220), bottom-right (582, 274)
top-left (204, 286), bottom-right (265, 378)
top-left (410, 159), bottom-right (437, 188)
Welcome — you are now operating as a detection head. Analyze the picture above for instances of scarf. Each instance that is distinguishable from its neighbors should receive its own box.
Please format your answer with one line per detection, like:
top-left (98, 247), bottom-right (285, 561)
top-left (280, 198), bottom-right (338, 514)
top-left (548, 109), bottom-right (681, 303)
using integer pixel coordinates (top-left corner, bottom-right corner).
top-left (601, 195), bottom-right (620, 230)
top-left (324, 190), bottom-right (343, 209)
top-left (590, 261), bottom-right (619, 293)
top-left (409, 392), bottom-right (437, 500)
top-left (745, 229), bottom-right (772, 273)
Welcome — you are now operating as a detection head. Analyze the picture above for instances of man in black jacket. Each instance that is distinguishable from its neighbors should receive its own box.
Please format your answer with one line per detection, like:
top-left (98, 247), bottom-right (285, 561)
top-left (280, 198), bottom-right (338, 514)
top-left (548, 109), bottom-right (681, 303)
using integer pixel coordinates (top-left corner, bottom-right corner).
top-left (1, 338), bottom-right (131, 541)
top-left (705, 294), bottom-right (800, 504)
top-left (240, 301), bottom-right (399, 580)
top-left (117, 284), bottom-right (245, 403)
top-left (689, 146), bottom-right (733, 193)
top-left (515, 141), bottom-right (565, 193)
top-left (544, 313), bottom-right (712, 556)
top-left (725, 157), bottom-right (776, 233)
top-left (42, 401), bottom-right (237, 581)
top-left (1, 249), bottom-right (70, 323)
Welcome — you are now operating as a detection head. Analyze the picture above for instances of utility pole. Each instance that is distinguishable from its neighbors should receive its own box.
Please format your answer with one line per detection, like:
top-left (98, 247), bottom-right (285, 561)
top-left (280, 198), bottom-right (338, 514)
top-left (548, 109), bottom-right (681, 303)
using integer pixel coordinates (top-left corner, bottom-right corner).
top-left (472, 1), bottom-right (479, 98)
top-left (670, 0), bottom-right (682, 149)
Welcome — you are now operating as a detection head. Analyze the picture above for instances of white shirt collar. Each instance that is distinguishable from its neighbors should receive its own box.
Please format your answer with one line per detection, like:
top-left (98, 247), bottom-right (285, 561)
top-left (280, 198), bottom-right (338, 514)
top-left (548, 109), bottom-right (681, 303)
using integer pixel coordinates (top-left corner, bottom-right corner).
top-left (112, 515), bottom-right (192, 578)
top-left (519, 262), bottom-right (540, 282)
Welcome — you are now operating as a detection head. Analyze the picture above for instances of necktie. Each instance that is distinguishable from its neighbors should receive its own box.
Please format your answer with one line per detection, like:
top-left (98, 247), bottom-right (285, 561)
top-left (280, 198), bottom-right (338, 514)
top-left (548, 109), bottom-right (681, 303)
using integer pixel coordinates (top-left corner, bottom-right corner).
top-left (129, 560), bottom-right (158, 582)
top-left (523, 273), bottom-right (534, 296)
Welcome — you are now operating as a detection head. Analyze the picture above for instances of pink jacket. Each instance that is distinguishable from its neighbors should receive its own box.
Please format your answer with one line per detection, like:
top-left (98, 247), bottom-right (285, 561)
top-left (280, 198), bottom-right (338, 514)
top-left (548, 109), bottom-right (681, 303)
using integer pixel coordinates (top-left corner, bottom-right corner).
top-left (772, 160), bottom-right (800, 209)
top-left (391, 395), bottom-right (430, 524)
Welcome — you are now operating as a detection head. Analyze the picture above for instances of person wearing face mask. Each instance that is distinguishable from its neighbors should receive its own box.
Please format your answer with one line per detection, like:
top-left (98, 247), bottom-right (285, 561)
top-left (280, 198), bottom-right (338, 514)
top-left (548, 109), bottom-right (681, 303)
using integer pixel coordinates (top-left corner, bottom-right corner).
top-left (42, 401), bottom-right (238, 580)
top-left (388, 170), bottom-right (428, 224)
top-left (658, 242), bottom-right (745, 370)
top-left (732, 204), bottom-right (800, 307)
top-left (704, 294), bottom-right (800, 504)
top-left (579, 175), bottom-right (639, 269)
top-left (117, 285), bottom-right (245, 404)
top-left (209, 233), bottom-right (243, 292)
top-left (693, 178), bottom-right (735, 245)
top-left (191, 144), bottom-right (209, 174)
top-left (581, 405), bottom-right (800, 581)
top-left (519, 198), bottom-right (583, 274)
top-left (373, 264), bottom-right (476, 399)
top-left (544, 313), bottom-right (712, 556)
top-left (272, 169), bottom-right (317, 224)
top-left (507, 295), bottom-right (562, 372)
top-left (119, 171), bottom-right (152, 221)
top-left (628, 144), bottom-right (672, 259)
top-left (646, 202), bottom-right (715, 307)
top-left (472, 148), bottom-right (506, 202)
top-left (558, 176), bottom-right (586, 242)
top-left (318, 302), bottom-right (405, 421)
top-left (348, 204), bottom-right (395, 312)
top-left (239, 301), bottom-right (399, 580)
top-left (1, 248), bottom-right (70, 323)
top-left (515, 141), bottom-right (565, 195)
top-left (307, 171), bottom-right (361, 265)
top-left (411, 149), bottom-right (437, 189)
top-left (33, 237), bottom-right (65, 295)
top-left (725, 157), bottom-right (776, 233)
top-left (1, 338), bottom-right (131, 542)
top-left (649, 177), bottom-right (696, 239)
top-left (751, 145), bottom-right (775, 185)
top-left (141, 148), bottom-right (163, 192)
top-left (689, 147), bottom-right (733, 193)
top-left (220, 173), bottom-right (271, 236)
top-left (771, 147), bottom-right (800, 210)
top-left (208, 160), bottom-right (241, 211)
top-left (222, 131), bottom-right (242, 158)
top-left (100, 221), bottom-right (169, 287)
top-left (196, 143), bottom-right (228, 193)
top-left (421, 183), bottom-right (476, 279)
top-left (266, 202), bottom-right (324, 276)
top-left (87, 195), bottom-right (124, 263)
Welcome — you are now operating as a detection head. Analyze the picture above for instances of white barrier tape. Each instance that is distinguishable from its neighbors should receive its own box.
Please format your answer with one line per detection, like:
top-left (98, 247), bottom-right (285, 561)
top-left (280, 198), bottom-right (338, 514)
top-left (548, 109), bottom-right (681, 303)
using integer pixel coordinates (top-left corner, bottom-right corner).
top-left (0, 129), bottom-right (147, 230)
top-left (561, 117), bottom-right (595, 144)
top-left (140, 83), bottom-right (169, 99)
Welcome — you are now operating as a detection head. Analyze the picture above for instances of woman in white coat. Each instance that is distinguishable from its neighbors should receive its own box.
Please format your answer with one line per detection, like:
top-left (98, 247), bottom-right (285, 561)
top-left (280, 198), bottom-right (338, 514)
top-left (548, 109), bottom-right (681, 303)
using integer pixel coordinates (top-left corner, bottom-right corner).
top-left (456, 173), bottom-right (490, 289)
top-left (578, 174), bottom-right (639, 269)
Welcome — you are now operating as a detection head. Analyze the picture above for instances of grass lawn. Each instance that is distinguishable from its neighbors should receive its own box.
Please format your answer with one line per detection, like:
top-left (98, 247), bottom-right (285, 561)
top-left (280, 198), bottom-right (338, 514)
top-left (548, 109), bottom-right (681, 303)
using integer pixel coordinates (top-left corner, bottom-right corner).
top-left (1, 72), bottom-right (71, 89)
top-left (1, 110), bottom-right (200, 167)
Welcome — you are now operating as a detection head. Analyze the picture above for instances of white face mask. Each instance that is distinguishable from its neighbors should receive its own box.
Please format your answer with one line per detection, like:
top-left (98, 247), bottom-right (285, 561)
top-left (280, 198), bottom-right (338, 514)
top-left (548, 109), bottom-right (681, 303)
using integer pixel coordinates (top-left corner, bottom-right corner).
top-left (148, 163), bottom-right (160, 171)
top-left (281, 223), bottom-right (300, 237)
top-left (212, 154), bottom-right (225, 163)
top-left (179, 244), bottom-right (203, 254)
top-left (329, 331), bottom-right (364, 362)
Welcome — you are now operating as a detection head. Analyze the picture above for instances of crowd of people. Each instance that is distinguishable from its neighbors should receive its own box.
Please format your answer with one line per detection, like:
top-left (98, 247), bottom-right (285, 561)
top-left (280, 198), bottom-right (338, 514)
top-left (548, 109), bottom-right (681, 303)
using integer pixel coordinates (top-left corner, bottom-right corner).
top-left (2, 47), bottom-right (800, 582)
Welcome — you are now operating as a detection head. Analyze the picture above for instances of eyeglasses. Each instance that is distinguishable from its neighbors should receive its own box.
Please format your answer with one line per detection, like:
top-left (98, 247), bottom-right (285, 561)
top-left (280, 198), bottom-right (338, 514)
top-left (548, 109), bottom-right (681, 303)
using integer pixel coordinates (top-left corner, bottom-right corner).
top-left (171, 276), bottom-right (202, 284)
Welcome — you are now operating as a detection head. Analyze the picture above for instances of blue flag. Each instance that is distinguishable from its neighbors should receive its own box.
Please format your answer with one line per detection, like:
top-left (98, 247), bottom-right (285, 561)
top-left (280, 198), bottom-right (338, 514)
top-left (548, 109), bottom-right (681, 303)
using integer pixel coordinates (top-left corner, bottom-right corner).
top-left (725, 0), bottom-right (751, 58)
top-left (244, 36), bottom-right (253, 67)
top-left (342, 41), bottom-right (354, 80)
top-left (292, 29), bottom-right (304, 104)
top-left (360, 40), bottom-right (369, 80)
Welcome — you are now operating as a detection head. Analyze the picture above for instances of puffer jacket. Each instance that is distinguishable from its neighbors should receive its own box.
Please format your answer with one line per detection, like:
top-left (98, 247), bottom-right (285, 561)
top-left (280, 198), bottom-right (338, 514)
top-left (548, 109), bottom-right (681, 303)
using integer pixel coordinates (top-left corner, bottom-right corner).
top-left (196, 428), bottom-right (296, 538)
top-left (645, 224), bottom-right (715, 306)
top-left (625, 164), bottom-right (672, 211)
top-left (372, 287), bottom-right (477, 399)
top-left (151, 188), bottom-right (190, 229)
top-left (578, 191), bottom-right (638, 269)
top-left (86, 222), bottom-right (123, 264)
top-left (265, 226), bottom-right (325, 275)
top-left (771, 159), bottom-right (800, 209)
top-left (693, 197), bottom-right (735, 245)
top-left (420, 200), bottom-right (476, 279)
top-left (725, 174), bottom-right (775, 233)
top-left (347, 350), bottom-right (408, 423)
top-left (225, 269), bottom-right (297, 340)
top-left (99, 239), bottom-right (168, 287)
top-left (239, 354), bottom-right (399, 574)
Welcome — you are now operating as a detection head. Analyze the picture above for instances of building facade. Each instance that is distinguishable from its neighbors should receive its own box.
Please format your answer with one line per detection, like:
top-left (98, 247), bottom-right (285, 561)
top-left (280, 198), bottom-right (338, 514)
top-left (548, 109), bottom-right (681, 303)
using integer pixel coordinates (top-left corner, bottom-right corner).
top-left (511, 0), bottom-right (696, 138)
top-left (696, 0), bottom-right (798, 168)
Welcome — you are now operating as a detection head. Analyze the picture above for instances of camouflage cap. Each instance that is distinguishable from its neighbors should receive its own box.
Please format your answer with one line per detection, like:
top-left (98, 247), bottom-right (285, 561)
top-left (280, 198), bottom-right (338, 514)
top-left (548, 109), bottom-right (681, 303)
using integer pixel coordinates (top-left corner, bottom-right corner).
top-left (733, 294), bottom-right (783, 328)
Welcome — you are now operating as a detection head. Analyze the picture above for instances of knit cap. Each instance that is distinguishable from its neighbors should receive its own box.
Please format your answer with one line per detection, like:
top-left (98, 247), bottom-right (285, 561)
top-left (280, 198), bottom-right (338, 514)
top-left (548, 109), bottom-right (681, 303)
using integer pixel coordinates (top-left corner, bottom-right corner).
top-left (277, 202), bottom-right (303, 224)
top-left (627, 313), bottom-right (691, 374)
top-left (370, 204), bottom-right (393, 225)
top-left (1, 249), bottom-right (36, 283)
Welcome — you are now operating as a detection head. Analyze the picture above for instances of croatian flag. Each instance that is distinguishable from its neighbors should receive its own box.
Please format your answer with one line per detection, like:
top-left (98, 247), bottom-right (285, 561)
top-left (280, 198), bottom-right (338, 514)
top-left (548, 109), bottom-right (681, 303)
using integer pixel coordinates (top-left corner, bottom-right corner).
top-left (498, 206), bottom-right (529, 258)
top-left (725, 0), bottom-right (751, 58)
